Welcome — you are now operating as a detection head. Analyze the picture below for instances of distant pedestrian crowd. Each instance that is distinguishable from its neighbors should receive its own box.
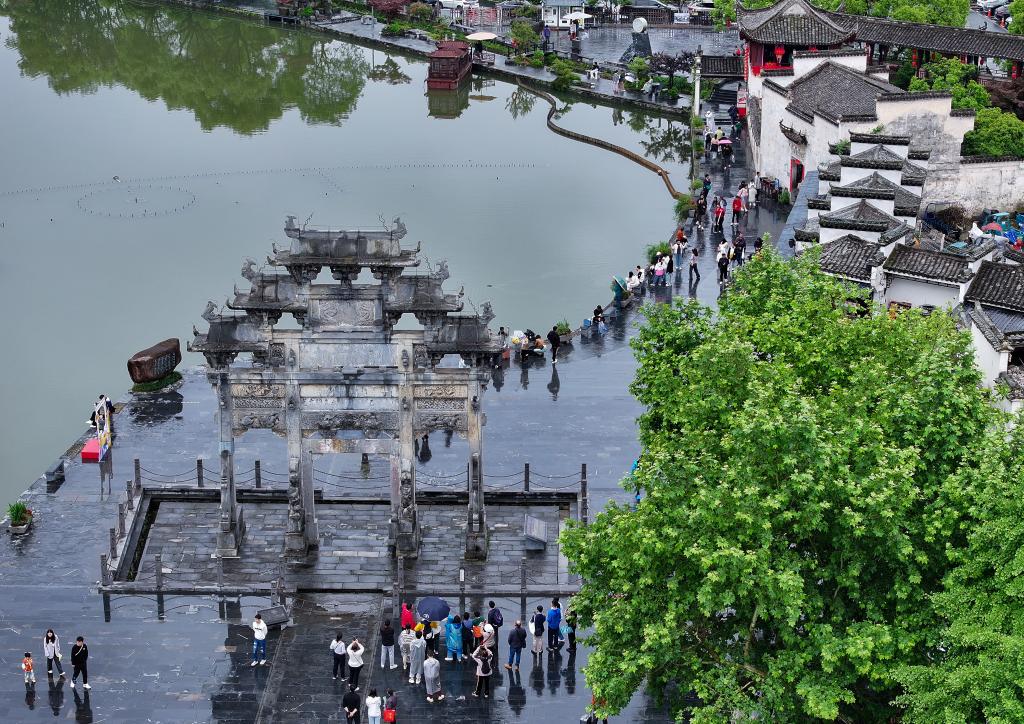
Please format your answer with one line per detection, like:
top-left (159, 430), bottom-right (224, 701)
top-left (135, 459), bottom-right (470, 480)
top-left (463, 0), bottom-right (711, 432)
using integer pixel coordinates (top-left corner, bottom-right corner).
top-left (318, 597), bottom-right (577, 722)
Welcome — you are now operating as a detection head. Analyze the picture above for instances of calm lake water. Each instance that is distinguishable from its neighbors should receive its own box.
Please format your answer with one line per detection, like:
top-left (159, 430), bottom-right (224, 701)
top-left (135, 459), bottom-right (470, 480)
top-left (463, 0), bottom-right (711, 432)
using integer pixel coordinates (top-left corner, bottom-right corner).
top-left (0, 0), bottom-right (688, 499)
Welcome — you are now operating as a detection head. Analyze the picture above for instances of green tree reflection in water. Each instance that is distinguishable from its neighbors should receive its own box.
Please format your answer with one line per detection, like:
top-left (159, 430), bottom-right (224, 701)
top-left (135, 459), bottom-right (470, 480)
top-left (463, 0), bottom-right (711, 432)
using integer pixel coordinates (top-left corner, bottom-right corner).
top-left (1, 0), bottom-right (371, 134)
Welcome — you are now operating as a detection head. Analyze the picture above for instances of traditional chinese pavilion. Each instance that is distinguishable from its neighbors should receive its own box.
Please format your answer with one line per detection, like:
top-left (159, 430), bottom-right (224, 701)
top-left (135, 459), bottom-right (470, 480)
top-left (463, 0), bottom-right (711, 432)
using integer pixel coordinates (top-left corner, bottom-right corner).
top-left (738, 0), bottom-right (853, 75)
top-left (428, 40), bottom-right (472, 90)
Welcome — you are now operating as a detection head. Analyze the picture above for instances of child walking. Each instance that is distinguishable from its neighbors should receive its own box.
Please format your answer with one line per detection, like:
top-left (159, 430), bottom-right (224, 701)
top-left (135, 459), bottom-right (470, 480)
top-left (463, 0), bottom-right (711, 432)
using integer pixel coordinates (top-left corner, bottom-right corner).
top-left (22, 652), bottom-right (36, 685)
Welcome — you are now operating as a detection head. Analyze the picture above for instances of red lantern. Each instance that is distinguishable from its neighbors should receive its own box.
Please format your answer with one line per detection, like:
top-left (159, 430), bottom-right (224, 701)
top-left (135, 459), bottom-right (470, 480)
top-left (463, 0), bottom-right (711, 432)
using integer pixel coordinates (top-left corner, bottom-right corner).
top-left (1014, 63), bottom-right (1019, 80)
top-left (912, 49), bottom-right (918, 68)
top-left (775, 45), bottom-right (785, 64)
top-left (808, 46), bottom-right (818, 53)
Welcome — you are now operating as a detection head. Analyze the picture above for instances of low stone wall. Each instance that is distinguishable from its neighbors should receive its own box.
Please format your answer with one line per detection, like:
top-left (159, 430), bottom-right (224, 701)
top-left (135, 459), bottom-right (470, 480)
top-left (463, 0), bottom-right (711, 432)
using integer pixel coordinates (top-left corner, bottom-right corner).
top-left (925, 156), bottom-right (1024, 214)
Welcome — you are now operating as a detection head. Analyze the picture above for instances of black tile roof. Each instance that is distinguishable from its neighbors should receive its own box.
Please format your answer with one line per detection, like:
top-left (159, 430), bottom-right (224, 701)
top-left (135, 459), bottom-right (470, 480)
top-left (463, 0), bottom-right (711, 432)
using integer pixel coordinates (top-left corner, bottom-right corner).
top-left (849, 131), bottom-right (909, 145)
top-left (702, 55), bottom-right (744, 77)
top-left (997, 367), bottom-right (1024, 399)
top-left (831, 172), bottom-right (920, 214)
top-left (796, 216), bottom-right (821, 242)
top-left (818, 234), bottom-right (884, 282)
top-left (808, 195), bottom-right (832, 210)
top-left (967, 304), bottom-right (1010, 350)
top-left (786, 62), bottom-right (903, 123)
top-left (819, 159), bottom-right (841, 181)
top-left (818, 199), bottom-right (909, 240)
top-left (882, 244), bottom-right (972, 284)
top-left (986, 305), bottom-right (1024, 337)
top-left (738, 0), bottom-right (854, 46)
top-left (964, 261), bottom-right (1024, 312)
top-left (825, 9), bottom-right (1024, 64)
top-left (780, 120), bottom-right (808, 144)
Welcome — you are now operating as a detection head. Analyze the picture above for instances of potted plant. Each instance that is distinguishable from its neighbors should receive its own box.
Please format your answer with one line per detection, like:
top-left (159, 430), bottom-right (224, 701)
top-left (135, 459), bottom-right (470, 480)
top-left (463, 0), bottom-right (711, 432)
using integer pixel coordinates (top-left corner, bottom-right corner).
top-left (7, 501), bottom-right (33, 535)
top-left (554, 319), bottom-right (574, 344)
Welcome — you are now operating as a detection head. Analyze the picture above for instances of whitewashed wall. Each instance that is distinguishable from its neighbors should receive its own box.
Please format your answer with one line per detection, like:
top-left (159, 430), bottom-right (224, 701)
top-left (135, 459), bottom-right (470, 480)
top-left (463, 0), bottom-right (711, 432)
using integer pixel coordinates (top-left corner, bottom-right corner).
top-left (883, 276), bottom-right (960, 309)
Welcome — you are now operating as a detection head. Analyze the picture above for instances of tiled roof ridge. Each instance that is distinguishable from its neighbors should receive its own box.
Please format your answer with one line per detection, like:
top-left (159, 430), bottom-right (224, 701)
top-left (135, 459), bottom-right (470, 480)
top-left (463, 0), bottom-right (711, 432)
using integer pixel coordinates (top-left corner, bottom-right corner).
top-left (792, 48), bottom-right (867, 59)
top-left (878, 90), bottom-right (950, 102)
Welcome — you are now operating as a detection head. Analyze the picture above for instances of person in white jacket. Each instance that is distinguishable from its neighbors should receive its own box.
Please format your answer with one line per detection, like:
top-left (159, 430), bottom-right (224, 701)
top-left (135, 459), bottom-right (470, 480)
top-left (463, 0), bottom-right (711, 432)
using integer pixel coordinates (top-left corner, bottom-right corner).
top-left (330, 633), bottom-right (347, 680)
top-left (43, 630), bottom-right (65, 678)
top-left (251, 614), bottom-right (268, 667)
top-left (408, 630), bottom-right (427, 685)
top-left (398, 625), bottom-right (416, 671)
top-left (346, 639), bottom-right (365, 692)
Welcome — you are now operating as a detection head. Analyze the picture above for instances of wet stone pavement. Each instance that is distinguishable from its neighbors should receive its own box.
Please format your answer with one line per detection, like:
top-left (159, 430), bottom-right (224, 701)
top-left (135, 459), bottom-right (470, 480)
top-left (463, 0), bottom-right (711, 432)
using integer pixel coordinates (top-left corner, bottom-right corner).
top-left (0, 120), bottom-right (790, 721)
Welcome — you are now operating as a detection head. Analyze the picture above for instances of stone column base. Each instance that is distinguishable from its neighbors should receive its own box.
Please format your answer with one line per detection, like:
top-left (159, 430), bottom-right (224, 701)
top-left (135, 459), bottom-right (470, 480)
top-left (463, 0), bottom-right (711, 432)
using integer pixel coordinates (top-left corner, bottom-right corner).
top-left (465, 527), bottom-right (489, 560)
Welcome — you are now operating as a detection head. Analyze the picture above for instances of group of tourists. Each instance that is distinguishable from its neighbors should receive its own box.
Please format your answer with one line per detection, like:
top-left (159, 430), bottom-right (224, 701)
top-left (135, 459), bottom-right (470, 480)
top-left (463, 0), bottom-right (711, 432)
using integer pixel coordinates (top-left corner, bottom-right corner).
top-left (320, 597), bottom-right (577, 720)
top-left (21, 630), bottom-right (90, 690)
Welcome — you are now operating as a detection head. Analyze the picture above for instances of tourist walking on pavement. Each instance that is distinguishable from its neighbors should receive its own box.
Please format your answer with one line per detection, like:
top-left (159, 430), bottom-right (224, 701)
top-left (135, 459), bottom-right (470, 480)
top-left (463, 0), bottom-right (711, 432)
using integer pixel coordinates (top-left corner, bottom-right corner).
top-left (471, 645), bottom-right (493, 698)
top-left (385, 689), bottom-right (397, 719)
top-left (251, 613), bottom-right (268, 666)
top-left (422, 617), bottom-right (439, 656)
top-left (487, 601), bottom-right (503, 652)
top-left (546, 326), bottom-right (561, 364)
top-left (739, 183), bottom-right (749, 213)
top-left (342, 684), bottom-right (361, 723)
top-left (379, 620), bottom-right (397, 670)
top-left (69, 637), bottom-right (89, 689)
top-left (653, 256), bottom-right (666, 287)
top-left (331, 632), bottom-right (347, 680)
top-left (347, 639), bottom-right (365, 691)
top-left (408, 630), bottom-right (426, 684)
top-left (546, 599), bottom-right (562, 652)
top-left (445, 615), bottom-right (463, 662)
top-left (731, 196), bottom-right (743, 226)
top-left (423, 650), bottom-right (445, 702)
top-left (717, 252), bottom-right (730, 283)
top-left (635, 265), bottom-right (646, 293)
top-left (689, 247), bottom-right (701, 283)
top-left (626, 271), bottom-right (640, 295)
top-left (400, 602), bottom-right (415, 631)
top-left (531, 606), bottom-right (545, 656)
top-left (399, 624), bottom-right (415, 671)
top-left (43, 630), bottom-right (64, 678)
top-left (22, 651), bottom-right (36, 685)
top-left (695, 194), bottom-right (707, 230)
top-left (505, 620), bottom-right (527, 671)
top-left (713, 200), bottom-right (726, 232)
top-left (365, 687), bottom-right (383, 724)
top-left (672, 238), bottom-right (684, 268)
top-left (734, 233), bottom-right (747, 266)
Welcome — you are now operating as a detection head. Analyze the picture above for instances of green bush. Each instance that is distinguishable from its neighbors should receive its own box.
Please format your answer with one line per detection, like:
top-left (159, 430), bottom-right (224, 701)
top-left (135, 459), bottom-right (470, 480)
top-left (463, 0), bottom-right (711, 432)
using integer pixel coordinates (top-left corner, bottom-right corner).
top-left (550, 58), bottom-right (579, 91)
top-left (7, 501), bottom-right (30, 525)
top-left (690, 178), bottom-right (703, 190)
top-left (778, 189), bottom-right (792, 204)
top-left (132, 371), bottom-right (183, 393)
top-left (674, 195), bottom-right (693, 224)
top-left (691, 115), bottom-right (704, 129)
top-left (408, 1), bottom-right (432, 20)
top-left (381, 21), bottom-right (407, 36)
top-left (510, 20), bottom-right (540, 51)
top-left (554, 319), bottom-right (573, 335)
top-left (832, 139), bottom-right (851, 155)
top-left (646, 241), bottom-right (671, 263)
top-left (693, 139), bottom-right (704, 154)
top-left (529, 50), bottom-right (545, 68)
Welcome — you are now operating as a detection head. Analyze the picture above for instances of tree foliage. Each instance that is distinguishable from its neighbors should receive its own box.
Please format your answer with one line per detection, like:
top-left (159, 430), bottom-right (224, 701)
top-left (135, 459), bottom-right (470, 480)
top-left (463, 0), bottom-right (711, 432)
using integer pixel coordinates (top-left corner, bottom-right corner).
top-left (963, 107), bottom-right (1024, 157)
top-left (649, 52), bottom-right (694, 87)
top-left (561, 250), bottom-right (999, 722)
top-left (369, 0), bottom-right (408, 17)
top-left (896, 421), bottom-right (1024, 722)
top-left (510, 20), bottom-right (540, 52)
top-left (908, 57), bottom-right (991, 110)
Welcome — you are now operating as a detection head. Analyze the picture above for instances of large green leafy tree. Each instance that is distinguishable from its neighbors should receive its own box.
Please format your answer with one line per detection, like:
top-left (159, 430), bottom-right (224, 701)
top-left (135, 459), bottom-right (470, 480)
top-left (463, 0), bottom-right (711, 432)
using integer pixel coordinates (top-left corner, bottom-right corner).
top-left (562, 250), bottom-right (996, 722)
top-left (896, 420), bottom-right (1024, 722)
top-left (963, 107), bottom-right (1024, 157)
top-left (908, 57), bottom-right (991, 111)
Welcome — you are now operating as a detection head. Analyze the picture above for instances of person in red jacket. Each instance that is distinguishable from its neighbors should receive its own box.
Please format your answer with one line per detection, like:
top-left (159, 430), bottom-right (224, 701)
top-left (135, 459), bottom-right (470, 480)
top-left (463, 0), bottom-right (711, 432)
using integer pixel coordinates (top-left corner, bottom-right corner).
top-left (731, 195), bottom-right (743, 226)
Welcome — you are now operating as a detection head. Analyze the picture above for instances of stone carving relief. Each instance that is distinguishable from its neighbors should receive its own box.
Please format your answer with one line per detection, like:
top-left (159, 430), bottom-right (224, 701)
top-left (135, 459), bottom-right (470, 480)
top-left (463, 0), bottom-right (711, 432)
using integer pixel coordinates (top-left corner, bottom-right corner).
top-left (416, 385), bottom-right (466, 398)
top-left (301, 411), bottom-right (399, 432)
top-left (414, 412), bottom-right (466, 432)
top-left (416, 398), bottom-right (465, 411)
top-left (231, 384), bottom-right (286, 398)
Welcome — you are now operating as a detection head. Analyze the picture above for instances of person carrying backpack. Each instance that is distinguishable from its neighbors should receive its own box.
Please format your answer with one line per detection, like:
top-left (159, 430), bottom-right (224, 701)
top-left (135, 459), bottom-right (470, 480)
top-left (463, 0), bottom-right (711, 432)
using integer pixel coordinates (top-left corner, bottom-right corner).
top-left (486, 601), bottom-right (503, 653)
top-left (471, 645), bottom-right (493, 698)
